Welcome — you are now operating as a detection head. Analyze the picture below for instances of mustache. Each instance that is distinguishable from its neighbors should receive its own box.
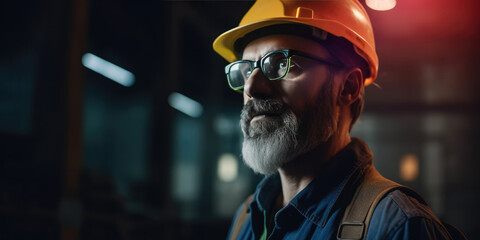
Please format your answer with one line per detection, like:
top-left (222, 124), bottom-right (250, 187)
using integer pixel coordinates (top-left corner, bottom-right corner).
top-left (240, 99), bottom-right (287, 124)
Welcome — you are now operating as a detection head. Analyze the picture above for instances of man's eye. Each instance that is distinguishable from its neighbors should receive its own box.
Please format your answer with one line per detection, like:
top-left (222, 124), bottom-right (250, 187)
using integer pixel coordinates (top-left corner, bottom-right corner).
top-left (279, 62), bottom-right (288, 69)
top-left (283, 62), bottom-right (301, 79)
top-left (285, 62), bottom-right (298, 73)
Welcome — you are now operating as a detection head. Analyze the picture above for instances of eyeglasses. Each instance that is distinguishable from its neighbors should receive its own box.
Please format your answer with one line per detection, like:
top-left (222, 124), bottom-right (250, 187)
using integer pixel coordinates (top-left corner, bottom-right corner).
top-left (224, 49), bottom-right (341, 91)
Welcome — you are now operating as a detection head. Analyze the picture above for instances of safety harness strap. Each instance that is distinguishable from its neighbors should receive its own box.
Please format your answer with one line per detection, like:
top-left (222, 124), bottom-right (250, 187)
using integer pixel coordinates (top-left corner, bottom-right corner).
top-left (337, 166), bottom-right (414, 240)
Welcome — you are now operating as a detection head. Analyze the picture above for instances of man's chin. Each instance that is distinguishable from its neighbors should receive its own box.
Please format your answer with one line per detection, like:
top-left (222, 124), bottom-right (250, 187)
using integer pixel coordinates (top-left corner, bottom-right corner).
top-left (241, 136), bottom-right (298, 175)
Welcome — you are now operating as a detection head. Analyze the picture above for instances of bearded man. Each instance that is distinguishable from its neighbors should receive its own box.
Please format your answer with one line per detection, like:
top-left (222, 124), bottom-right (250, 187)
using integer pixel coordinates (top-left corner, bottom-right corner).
top-left (213, 0), bottom-right (464, 239)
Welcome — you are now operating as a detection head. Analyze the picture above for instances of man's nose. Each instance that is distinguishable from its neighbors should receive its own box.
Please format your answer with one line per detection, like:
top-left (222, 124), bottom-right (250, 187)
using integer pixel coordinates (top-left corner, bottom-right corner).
top-left (243, 68), bottom-right (274, 100)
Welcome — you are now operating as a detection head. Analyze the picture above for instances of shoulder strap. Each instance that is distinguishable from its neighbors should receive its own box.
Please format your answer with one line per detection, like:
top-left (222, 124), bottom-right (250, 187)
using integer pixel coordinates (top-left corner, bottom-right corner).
top-left (337, 166), bottom-right (414, 240)
top-left (229, 194), bottom-right (255, 240)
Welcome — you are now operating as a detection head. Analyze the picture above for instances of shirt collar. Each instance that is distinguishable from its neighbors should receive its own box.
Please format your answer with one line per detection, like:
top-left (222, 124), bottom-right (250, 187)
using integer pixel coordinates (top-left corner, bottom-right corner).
top-left (251, 138), bottom-right (374, 227)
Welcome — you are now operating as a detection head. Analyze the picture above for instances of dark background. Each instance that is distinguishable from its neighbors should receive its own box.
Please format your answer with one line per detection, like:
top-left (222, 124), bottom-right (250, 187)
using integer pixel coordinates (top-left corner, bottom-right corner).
top-left (1, 0), bottom-right (479, 239)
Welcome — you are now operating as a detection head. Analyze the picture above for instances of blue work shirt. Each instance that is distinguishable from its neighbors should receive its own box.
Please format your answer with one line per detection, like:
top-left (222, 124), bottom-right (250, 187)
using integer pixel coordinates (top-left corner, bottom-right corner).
top-left (227, 138), bottom-right (452, 240)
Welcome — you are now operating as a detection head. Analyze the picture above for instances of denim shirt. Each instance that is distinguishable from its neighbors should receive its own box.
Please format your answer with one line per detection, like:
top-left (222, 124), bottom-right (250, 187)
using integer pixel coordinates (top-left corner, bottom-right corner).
top-left (227, 138), bottom-right (452, 240)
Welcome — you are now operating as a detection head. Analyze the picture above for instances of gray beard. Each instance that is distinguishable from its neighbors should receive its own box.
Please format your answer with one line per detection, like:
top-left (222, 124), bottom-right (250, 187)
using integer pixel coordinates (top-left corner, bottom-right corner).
top-left (240, 78), bottom-right (336, 175)
top-left (241, 101), bottom-right (301, 175)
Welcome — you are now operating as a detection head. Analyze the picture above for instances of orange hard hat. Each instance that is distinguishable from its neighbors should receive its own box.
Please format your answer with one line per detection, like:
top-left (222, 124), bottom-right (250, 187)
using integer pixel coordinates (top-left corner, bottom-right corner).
top-left (213, 0), bottom-right (379, 86)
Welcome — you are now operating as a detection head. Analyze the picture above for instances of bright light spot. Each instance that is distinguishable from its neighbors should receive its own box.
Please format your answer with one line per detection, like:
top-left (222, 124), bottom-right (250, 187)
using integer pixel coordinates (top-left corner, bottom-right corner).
top-left (217, 153), bottom-right (238, 182)
top-left (400, 154), bottom-right (419, 181)
top-left (366, 0), bottom-right (396, 11)
top-left (82, 53), bottom-right (135, 87)
top-left (168, 92), bottom-right (203, 118)
top-left (352, 8), bottom-right (367, 22)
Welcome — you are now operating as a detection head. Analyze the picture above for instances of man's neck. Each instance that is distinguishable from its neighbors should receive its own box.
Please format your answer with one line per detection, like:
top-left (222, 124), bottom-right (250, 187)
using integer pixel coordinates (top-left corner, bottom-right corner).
top-left (277, 132), bottom-right (351, 207)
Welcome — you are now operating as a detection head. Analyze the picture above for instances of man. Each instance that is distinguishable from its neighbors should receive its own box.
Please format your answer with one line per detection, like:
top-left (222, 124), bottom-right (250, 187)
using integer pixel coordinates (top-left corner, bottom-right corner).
top-left (213, 0), bottom-right (462, 239)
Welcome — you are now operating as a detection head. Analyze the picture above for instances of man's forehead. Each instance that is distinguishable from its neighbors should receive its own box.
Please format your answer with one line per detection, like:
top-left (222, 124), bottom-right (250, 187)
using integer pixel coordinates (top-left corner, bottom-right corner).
top-left (242, 34), bottom-right (333, 61)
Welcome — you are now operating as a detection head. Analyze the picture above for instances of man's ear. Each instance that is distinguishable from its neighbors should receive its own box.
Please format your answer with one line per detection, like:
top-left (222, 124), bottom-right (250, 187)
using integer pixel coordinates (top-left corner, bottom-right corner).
top-left (339, 68), bottom-right (363, 105)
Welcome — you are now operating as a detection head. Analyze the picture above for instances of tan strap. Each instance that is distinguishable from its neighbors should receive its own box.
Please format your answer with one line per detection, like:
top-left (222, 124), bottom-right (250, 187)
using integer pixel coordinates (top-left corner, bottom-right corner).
top-left (230, 194), bottom-right (255, 240)
top-left (337, 166), bottom-right (410, 240)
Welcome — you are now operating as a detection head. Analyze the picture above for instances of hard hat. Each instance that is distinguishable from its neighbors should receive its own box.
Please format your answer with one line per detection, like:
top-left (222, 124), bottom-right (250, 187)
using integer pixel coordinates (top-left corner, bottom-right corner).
top-left (213, 0), bottom-right (379, 86)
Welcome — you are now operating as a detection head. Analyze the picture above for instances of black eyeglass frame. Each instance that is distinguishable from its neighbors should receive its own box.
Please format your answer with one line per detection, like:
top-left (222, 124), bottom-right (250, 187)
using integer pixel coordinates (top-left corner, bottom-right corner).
top-left (224, 49), bottom-right (342, 91)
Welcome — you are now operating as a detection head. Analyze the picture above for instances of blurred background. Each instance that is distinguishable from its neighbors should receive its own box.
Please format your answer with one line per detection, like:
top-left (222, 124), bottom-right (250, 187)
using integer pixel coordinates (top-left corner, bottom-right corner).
top-left (1, 0), bottom-right (479, 239)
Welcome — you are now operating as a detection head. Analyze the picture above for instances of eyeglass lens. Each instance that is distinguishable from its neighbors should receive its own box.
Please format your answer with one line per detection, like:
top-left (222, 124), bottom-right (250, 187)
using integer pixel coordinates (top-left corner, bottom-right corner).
top-left (228, 62), bottom-right (251, 89)
top-left (262, 52), bottom-right (289, 80)
top-left (227, 51), bottom-right (289, 90)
